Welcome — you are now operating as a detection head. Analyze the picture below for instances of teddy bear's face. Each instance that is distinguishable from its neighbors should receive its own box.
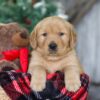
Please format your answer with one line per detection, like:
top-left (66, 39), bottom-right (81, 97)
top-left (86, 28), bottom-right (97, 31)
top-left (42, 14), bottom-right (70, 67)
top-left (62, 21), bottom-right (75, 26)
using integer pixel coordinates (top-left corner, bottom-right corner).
top-left (0, 23), bottom-right (29, 58)
top-left (0, 23), bottom-right (18, 58)
top-left (0, 23), bottom-right (29, 52)
top-left (0, 23), bottom-right (29, 71)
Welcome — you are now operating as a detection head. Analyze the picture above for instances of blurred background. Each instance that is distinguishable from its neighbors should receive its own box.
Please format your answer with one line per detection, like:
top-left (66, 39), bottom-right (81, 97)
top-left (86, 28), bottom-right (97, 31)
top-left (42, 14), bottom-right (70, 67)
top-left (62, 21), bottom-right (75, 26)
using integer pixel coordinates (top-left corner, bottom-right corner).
top-left (0, 0), bottom-right (100, 99)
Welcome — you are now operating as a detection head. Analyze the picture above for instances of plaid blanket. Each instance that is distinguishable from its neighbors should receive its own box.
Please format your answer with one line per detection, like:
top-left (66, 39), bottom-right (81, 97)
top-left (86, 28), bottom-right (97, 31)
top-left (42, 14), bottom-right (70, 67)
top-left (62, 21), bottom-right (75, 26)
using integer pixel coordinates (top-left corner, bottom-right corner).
top-left (0, 70), bottom-right (89, 100)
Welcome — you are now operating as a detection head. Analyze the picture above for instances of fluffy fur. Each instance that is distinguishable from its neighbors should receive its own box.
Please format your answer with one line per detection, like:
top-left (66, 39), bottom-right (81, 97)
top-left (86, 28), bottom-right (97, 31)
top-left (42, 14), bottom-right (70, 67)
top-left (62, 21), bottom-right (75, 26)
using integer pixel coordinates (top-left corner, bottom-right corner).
top-left (28, 16), bottom-right (83, 92)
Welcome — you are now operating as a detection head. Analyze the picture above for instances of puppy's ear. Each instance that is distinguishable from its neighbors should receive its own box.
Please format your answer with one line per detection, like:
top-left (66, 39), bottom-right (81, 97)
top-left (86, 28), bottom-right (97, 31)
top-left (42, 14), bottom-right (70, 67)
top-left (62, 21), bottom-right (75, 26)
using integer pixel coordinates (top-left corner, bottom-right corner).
top-left (69, 26), bottom-right (77, 49)
top-left (30, 29), bottom-right (37, 49)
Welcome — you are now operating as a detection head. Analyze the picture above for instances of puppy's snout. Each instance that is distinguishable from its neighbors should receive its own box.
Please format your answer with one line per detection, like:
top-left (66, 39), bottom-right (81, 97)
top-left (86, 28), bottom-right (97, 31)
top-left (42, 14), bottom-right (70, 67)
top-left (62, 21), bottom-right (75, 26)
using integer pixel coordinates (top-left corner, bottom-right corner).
top-left (49, 42), bottom-right (57, 51)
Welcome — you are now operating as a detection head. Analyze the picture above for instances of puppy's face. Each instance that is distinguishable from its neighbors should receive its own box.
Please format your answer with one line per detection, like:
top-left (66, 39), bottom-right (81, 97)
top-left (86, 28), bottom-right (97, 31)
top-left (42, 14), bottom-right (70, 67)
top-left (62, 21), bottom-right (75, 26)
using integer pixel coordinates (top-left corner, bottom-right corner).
top-left (30, 17), bottom-right (76, 58)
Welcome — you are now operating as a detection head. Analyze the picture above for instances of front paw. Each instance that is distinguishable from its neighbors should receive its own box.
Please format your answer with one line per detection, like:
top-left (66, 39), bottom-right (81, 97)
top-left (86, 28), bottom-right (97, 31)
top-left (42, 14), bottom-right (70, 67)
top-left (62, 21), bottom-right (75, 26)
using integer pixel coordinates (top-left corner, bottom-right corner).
top-left (65, 76), bottom-right (81, 92)
top-left (30, 77), bottom-right (46, 92)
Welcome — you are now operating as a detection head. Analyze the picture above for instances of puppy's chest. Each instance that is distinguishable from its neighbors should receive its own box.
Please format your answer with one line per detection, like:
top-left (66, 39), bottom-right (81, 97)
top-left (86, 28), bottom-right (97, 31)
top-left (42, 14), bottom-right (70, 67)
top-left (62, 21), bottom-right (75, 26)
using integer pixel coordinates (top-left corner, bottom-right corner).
top-left (44, 60), bottom-right (64, 73)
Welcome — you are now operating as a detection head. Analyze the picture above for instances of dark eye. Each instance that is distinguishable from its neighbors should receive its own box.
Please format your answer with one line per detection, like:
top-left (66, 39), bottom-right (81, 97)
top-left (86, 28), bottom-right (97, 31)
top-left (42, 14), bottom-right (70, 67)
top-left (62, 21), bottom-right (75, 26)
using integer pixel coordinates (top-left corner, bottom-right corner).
top-left (59, 32), bottom-right (64, 36)
top-left (42, 33), bottom-right (47, 37)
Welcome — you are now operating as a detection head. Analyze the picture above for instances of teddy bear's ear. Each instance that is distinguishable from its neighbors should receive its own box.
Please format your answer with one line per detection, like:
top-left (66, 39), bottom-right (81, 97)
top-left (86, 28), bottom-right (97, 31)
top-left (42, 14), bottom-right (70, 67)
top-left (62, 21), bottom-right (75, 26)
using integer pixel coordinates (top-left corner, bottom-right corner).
top-left (12, 31), bottom-right (29, 47)
top-left (30, 29), bottom-right (37, 49)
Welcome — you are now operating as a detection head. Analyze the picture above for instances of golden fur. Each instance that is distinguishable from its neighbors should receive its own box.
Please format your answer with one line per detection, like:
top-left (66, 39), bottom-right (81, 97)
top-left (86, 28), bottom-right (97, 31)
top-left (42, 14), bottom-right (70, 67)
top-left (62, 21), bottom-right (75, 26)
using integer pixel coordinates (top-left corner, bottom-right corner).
top-left (28, 16), bottom-right (83, 92)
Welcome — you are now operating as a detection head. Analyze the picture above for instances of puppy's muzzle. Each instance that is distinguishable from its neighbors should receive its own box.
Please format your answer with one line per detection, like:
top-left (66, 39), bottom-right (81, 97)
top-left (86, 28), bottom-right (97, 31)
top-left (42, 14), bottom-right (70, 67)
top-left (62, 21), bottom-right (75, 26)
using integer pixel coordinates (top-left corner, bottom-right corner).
top-left (48, 42), bottom-right (57, 53)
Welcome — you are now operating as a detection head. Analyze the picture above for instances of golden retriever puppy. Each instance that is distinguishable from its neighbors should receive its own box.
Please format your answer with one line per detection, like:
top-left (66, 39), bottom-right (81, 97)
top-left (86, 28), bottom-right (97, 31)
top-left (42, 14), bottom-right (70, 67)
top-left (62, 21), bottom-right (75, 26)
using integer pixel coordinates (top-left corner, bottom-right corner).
top-left (28, 16), bottom-right (83, 92)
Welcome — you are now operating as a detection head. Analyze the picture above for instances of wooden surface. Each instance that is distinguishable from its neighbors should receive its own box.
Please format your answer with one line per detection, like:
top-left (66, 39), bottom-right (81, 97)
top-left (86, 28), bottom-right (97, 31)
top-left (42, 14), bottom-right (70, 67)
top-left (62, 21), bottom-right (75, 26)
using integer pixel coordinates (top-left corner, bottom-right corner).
top-left (76, 1), bottom-right (100, 100)
top-left (58, 0), bottom-right (96, 24)
top-left (76, 0), bottom-right (100, 83)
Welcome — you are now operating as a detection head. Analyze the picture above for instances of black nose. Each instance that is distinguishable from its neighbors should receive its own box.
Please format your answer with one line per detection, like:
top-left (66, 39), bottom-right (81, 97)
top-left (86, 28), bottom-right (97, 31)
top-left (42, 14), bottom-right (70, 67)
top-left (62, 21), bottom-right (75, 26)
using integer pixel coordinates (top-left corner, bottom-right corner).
top-left (49, 42), bottom-right (57, 51)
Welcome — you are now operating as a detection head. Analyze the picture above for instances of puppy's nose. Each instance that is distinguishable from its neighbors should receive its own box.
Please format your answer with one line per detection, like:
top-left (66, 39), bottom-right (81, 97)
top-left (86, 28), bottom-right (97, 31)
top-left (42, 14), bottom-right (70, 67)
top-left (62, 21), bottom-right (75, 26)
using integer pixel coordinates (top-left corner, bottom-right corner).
top-left (49, 42), bottom-right (57, 51)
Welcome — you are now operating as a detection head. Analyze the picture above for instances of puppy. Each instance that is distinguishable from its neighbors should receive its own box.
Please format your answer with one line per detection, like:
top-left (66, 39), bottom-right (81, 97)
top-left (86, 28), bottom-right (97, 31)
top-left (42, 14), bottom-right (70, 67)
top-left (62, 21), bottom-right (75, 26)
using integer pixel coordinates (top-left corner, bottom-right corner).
top-left (28, 16), bottom-right (83, 92)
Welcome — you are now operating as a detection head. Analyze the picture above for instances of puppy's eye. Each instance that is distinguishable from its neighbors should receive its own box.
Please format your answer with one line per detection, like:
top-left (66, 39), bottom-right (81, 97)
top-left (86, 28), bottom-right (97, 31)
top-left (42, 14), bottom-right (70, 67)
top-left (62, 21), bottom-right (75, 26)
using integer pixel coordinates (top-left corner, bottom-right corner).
top-left (59, 32), bottom-right (64, 36)
top-left (42, 33), bottom-right (47, 37)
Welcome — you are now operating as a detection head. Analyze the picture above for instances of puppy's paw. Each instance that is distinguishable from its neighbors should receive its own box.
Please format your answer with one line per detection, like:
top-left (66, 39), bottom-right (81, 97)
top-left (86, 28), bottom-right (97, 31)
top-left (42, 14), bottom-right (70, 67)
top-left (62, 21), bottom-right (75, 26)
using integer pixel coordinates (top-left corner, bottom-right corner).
top-left (30, 77), bottom-right (46, 92)
top-left (65, 76), bottom-right (81, 92)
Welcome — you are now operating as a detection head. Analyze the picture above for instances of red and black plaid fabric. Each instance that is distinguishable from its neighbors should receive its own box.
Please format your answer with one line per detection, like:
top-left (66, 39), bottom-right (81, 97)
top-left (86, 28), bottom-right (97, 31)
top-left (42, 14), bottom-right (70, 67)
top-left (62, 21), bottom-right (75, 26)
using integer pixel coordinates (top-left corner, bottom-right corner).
top-left (0, 70), bottom-right (89, 100)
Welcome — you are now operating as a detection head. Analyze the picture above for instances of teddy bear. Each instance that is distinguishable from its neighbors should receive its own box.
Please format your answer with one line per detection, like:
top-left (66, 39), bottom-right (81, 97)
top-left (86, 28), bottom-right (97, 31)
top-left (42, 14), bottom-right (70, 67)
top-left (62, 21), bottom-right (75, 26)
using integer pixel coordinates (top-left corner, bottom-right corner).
top-left (0, 22), bottom-right (29, 71)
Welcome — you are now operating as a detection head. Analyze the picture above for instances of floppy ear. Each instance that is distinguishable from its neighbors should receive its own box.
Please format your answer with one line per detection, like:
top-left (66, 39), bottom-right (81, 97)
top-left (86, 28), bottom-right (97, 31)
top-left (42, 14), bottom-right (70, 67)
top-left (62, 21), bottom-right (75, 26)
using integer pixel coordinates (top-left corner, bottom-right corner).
top-left (30, 29), bottom-right (37, 49)
top-left (69, 26), bottom-right (77, 49)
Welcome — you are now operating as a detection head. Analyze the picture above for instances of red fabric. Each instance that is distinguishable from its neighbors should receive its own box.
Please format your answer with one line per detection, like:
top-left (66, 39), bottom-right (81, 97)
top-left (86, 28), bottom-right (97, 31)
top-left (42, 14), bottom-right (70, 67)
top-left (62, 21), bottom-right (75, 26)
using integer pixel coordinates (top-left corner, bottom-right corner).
top-left (47, 73), bottom-right (88, 99)
top-left (2, 50), bottom-right (19, 60)
top-left (20, 48), bottom-right (29, 73)
top-left (0, 48), bottom-right (29, 73)
top-left (0, 71), bottom-right (89, 100)
top-left (72, 86), bottom-right (86, 100)
top-left (0, 49), bottom-right (89, 99)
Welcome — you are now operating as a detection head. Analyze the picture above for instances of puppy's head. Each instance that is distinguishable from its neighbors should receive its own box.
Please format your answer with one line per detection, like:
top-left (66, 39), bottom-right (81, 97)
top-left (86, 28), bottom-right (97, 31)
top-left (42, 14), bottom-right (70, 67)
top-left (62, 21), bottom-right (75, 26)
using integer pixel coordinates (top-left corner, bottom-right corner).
top-left (30, 16), bottom-right (76, 58)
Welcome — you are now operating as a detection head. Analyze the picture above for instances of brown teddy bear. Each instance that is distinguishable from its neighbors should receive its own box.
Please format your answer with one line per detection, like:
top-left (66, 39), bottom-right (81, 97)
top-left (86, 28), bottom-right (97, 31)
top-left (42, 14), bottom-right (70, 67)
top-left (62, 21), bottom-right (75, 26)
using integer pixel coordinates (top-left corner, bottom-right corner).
top-left (0, 22), bottom-right (29, 71)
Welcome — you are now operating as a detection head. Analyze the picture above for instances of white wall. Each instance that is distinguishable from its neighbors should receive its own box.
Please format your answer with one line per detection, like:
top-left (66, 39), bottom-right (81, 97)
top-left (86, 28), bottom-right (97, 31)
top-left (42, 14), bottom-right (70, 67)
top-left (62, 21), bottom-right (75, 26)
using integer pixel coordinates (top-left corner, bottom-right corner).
top-left (76, 1), bottom-right (100, 83)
